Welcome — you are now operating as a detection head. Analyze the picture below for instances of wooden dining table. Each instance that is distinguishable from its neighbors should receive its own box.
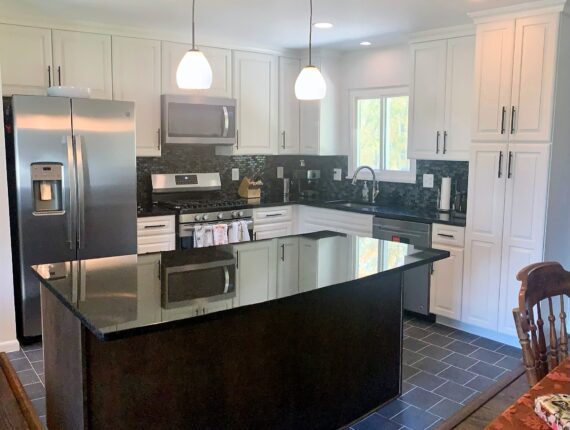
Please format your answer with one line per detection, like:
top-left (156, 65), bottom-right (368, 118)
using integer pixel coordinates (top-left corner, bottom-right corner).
top-left (487, 357), bottom-right (570, 429)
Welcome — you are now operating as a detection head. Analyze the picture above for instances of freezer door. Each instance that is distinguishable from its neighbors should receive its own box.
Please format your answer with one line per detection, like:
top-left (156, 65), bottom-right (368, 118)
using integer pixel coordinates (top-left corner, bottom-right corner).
top-left (71, 98), bottom-right (136, 260)
top-left (11, 95), bottom-right (76, 337)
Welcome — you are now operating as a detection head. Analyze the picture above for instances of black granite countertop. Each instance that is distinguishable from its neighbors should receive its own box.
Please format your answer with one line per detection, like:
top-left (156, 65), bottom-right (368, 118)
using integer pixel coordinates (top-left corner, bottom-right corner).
top-left (33, 232), bottom-right (449, 341)
top-left (138, 197), bottom-right (466, 227)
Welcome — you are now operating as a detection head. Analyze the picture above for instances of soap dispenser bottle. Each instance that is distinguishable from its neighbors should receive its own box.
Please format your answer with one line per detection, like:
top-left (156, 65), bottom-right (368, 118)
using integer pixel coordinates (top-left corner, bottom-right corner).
top-left (361, 181), bottom-right (369, 202)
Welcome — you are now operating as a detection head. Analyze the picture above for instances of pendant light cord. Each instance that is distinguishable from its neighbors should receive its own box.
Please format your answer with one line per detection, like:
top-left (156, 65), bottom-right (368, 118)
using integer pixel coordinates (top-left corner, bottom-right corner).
top-left (308, 0), bottom-right (313, 66)
top-left (192, 0), bottom-right (196, 50)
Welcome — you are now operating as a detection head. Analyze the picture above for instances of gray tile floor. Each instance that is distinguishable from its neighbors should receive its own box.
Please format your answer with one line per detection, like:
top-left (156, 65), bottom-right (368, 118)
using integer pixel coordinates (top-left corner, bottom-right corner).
top-left (350, 315), bottom-right (522, 430)
top-left (7, 318), bottom-right (522, 430)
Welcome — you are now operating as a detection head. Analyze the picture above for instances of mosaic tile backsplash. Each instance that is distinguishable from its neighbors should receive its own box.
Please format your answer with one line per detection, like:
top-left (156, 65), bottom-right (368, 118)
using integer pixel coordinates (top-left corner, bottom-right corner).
top-left (137, 145), bottom-right (468, 210)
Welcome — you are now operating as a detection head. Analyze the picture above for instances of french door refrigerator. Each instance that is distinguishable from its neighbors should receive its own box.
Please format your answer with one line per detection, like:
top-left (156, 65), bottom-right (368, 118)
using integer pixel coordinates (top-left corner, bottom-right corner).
top-left (9, 95), bottom-right (137, 340)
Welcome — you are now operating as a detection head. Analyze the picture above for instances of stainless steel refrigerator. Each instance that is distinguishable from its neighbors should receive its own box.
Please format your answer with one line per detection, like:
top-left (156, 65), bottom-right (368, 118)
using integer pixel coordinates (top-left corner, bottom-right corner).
top-left (8, 95), bottom-right (137, 340)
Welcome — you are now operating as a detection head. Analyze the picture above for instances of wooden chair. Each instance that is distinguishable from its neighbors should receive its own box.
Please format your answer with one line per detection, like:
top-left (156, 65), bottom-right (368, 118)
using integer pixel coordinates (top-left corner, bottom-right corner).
top-left (513, 262), bottom-right (570, 387)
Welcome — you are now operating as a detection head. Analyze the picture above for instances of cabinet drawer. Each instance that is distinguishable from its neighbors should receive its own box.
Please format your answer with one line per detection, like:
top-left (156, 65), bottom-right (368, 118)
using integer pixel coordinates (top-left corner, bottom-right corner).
top-left (254, 221), bottom-right (294, 240)
top-left (137, 235), bottom-right (176, 254)
top-left (432, 223), bottom-right (465, 247)
top-left (137, 216), bottom-right (175, 237)
top-left (253, 206), bottom-right (293, 224)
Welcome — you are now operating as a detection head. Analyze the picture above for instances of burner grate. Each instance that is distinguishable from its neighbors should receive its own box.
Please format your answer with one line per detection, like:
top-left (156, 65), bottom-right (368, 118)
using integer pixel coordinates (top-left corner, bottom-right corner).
top-left (159, 199), bottom-right (250, 212)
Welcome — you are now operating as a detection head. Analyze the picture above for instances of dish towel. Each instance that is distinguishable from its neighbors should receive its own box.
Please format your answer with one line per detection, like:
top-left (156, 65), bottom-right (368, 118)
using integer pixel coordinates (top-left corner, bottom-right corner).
top-left (213, 224), bottom-right (229, 245)
top-left (239, 220), bottom-right (251, 242)
top-left (202, 225), bottom-right (214, 247)
top-left (228, 221), bottom-right (241, 243)
top-left (193, 225), bottom-right (205, 248)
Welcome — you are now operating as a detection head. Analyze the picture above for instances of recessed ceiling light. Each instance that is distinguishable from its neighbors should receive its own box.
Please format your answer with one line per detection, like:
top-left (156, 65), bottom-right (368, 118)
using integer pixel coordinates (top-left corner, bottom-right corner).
top-left (360, 41), bottom-right (372, 46)
top-left (314, 22), bottom-right (334, 29)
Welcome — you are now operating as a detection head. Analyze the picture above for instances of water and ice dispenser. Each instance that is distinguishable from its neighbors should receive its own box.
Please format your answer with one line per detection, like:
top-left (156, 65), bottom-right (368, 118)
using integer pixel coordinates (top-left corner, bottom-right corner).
top-left (31, 163), bottom-right (63, 214)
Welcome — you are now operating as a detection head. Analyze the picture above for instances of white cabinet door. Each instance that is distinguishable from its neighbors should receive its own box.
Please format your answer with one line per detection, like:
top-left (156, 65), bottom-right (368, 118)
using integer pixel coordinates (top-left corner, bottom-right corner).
top-left (299, 238), bottom-right (318, 292)
top-left (52, 30), bottom-right (112, 99)
top-left (497, 144), bottom-right (550, 335)
top-left (408, 40), bottom-right (447, 160)
top-left (233, 51), bottom-right (278, 155)
top-left (462, 144), bottom-right (507, 330)
top-left (277, 237), bottom-right (299, 298)
top-left (202, 300), bottom-right (232, 315)
top-left (509, 14), bottom-right (558, 142)
top-left (234, 240), bottom-right (277, 306)
top-left (278, 57), bottom-right (300, 155)
top-left (0, 24), bottom-right (52, 95)
top-left (443, 36), bottom-right (475, 161)
top-left (161, 41), bottom-right (232, 98)
top-left (112, 36), bottom-right (162, 157)
top-left (472, 21), bottom-right (515, 142)
top-left (430, 244), bottom-right (464, 320)
top-left (254, 222), bottom-right (294, 240)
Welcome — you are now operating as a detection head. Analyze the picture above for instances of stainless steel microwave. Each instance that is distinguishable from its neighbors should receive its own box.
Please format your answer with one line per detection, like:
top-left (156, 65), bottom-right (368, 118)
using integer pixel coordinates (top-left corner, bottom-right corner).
top-left (161, 95), bottom-right (236, 145)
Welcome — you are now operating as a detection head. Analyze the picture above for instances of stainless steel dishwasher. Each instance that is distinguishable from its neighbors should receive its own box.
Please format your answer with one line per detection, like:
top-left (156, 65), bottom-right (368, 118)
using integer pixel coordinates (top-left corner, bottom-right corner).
top-left (373, 217), bottom-right (432, 315)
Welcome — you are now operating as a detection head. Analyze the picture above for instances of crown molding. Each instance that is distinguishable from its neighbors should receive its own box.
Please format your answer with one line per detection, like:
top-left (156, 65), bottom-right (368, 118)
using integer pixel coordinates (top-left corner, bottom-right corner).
top-left (469, 0), bottom-right (567, 24)
top-left (409, 24), bottom-right (475, 44)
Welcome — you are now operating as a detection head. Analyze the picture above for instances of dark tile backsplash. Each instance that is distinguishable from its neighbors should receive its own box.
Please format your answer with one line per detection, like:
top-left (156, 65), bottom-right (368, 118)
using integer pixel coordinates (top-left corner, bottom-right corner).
top-left (137, 145), bottom-right (468, 211)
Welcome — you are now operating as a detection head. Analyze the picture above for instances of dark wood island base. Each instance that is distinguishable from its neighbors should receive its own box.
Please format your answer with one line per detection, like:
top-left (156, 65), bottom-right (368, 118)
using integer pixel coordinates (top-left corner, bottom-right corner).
top-left (42, 272), bottom-right (403, 430)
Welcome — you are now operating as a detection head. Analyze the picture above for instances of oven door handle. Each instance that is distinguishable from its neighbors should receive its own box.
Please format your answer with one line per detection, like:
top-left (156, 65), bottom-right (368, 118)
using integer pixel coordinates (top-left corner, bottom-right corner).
top-left (223, 266), bottom-right (230, 294)
top-left (164, 258), bottom-right (236, 274)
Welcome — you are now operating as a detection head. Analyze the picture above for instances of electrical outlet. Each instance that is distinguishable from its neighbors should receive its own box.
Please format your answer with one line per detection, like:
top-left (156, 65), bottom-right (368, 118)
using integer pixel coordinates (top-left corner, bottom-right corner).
top-left (423, 174), bottom-right (434, 188)
top-left (333, 168), bottom-right (342, 181)
top-left (277, 167), bottom-right (284, 179)
top-left (232, 168), bottom-right (240, 181)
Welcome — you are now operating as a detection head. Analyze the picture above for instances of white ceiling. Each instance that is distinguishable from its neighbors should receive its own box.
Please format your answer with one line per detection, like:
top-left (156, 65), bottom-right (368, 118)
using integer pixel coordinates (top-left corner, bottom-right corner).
top-left (0, 0), bottom-right (541, 50)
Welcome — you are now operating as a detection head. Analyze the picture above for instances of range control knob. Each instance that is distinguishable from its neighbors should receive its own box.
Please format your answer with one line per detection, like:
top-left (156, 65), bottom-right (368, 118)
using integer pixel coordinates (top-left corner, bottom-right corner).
top-left (203, 214), bottom-right (210, 221)
top-left (238, 211), bottom-right (244, 217)
top-left (231, 211), bottom-right (239, 218)
top-left (194, 214), bottom-right (203, 221)
top-left (217, 213), bottom-right (224, 220)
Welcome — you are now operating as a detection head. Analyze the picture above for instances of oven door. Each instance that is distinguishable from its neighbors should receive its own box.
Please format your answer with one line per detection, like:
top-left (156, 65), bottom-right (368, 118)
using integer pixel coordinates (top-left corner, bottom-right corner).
top-left (179, 220), bottom-right (254, 250)
top-left (162, 258), bottom-right (236, 309)
top-left (162, 95), bottom-right (236, 145)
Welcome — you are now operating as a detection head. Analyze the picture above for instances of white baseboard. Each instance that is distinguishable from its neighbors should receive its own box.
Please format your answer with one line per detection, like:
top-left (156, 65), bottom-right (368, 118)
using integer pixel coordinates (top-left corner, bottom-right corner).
top-left (0, 339), bottom-right (20, 353)
top-left (436, 316), bottom-right (520, 348)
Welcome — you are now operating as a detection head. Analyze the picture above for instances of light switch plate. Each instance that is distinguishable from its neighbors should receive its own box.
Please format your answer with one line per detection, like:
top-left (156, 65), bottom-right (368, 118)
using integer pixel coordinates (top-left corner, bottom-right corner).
top-left (423, 174), bottom-right (434, 188)
top-left (333, 168), bottom-right (342, 181)
top-left (232, 168), bottom-right (240, 181)
top-left (277, 167), bottom-right (284, 179)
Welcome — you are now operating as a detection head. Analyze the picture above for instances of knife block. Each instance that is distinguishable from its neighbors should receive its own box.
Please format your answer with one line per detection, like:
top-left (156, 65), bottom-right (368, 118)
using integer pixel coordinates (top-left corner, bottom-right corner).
top-left (238, 177), bottom-right (263, 199)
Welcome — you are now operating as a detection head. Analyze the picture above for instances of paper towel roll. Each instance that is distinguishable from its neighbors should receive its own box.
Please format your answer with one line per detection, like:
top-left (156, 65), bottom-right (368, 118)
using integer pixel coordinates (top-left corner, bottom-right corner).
top-left (439, 177), bottom-right (451, 212)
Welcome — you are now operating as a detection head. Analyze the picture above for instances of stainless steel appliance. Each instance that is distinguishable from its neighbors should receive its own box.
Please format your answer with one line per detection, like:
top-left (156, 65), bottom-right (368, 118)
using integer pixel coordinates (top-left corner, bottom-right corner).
top-left (294, 169), bottom-right (321, 200)
top-left (151, 173), bottom-right (254, 249)
top-left (7, 95), bottom-right (137, 339)
top-left (161, 95), bottom-right (236, 145)
top-left (373, 217), bottom-right (432, 315)
top-left (161, 248), bottom-right (236, 309)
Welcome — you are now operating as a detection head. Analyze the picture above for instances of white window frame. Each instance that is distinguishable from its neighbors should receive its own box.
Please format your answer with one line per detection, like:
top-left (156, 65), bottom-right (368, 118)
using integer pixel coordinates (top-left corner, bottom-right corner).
top-left (348, 86), bottom-right (416, 184)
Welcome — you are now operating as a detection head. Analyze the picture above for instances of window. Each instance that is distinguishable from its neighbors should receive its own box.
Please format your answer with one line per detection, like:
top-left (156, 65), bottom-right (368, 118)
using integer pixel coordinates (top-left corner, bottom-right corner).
top-left (350, 87), bottom-right (416, 183)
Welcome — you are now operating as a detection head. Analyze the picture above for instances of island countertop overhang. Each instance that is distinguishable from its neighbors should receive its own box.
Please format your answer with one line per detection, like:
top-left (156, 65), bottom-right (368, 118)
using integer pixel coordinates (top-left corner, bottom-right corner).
top-left (32, 231), bottom-right (449, 341)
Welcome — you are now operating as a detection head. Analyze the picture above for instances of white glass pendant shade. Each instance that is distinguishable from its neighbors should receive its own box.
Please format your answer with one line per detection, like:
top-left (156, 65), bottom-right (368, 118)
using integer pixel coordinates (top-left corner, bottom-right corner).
top-left (176, 49), bottom-right (213, 89)
top-left (295, 65), bottom-right (326, 100)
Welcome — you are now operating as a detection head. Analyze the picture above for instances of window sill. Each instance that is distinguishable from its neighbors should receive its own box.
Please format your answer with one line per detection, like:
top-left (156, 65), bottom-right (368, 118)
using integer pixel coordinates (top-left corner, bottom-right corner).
top-left (346, 170), bottom-right (417, 185)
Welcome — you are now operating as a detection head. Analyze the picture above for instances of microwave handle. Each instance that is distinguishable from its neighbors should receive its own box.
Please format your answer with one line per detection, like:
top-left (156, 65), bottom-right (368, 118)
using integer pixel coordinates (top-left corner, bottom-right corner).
top-left (223, 266), bottom-right (230, 294)
top-left (222, 106), bottom-right (229, 138)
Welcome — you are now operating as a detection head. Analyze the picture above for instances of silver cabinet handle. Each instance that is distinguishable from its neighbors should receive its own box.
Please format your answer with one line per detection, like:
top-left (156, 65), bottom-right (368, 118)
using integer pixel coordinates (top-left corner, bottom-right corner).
top-left (144, 224), bottom-right (166, 229)
top-left (436, 131), bottom-right (440, 154)
top-left (236, 129), bottom-right (239, 150)
top-left (265, 213), bottom-right (284, 218)
top-left (498, 151), bottom-right (504, 178)
top-left (443, 131), bottom-right (448, 154)
top-left (236, 250), bottom-right (239, 269)
top-left (157, 128), bottom-right (161, 151)
top-left (437, 233), bottom-right (455, 239)
top-left (507, 151), bottom-right (513, 179)
top-left (48, 66), bottom-right (52, 87)
top-left (65, 136), bottom-right (77, 251)
top-left (511, 106), bottom-right (516, 134)
top-left (57, 66), bottom-right (62, 85)
top-left (501, 106), bottom-right (506, 135)
top-left (281, 244), bottom-right (285, 261)
top-left (222, 106), bottom-right (229, 138)
top-left (282, 131), bottom-right (286, 149)
top-left (75, 136), bottom-right (86, 250)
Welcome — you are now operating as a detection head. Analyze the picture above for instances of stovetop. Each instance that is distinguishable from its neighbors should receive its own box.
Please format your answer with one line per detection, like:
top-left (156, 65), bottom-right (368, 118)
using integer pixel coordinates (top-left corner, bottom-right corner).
top-left (158, 199), bottom-right (251, 213)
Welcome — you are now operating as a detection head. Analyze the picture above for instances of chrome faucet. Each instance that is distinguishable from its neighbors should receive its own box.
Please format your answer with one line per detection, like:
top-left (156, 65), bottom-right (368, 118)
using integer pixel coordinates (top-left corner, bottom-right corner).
top-left (352, 166), bottom-right (379, 203)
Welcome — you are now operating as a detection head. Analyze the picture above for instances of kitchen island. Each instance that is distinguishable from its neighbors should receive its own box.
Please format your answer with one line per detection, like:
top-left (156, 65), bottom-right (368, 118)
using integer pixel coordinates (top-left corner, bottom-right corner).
top-left (33, 232), bottom-right (449, 430)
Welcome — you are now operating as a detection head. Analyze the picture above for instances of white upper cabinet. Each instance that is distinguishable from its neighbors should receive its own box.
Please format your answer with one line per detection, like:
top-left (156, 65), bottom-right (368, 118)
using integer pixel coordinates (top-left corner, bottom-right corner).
top-left (497, 144), bottom-right (550, 336)
top-left (444, 36), bottom-right (475, 160)
top-left (509, 14), bottom-right (558, 142)
top-left (409, 40), bottom-right (447, 160)
top-left (409, 36), bottom-right (474, 161)
top-left (0, 24), bottom-right (52, 96)
top-left (161, 41), bottom-right (232, 98)
top-left (231, 50), bottom-right (278, 155)
top-left (472, 21), bottom-right (515, 142)
top-left (278, 57), bottom-right (301, 155)
top-left (472, 14), bottom-right (558, 143)
top-left (52, 30), bottom-right (113, 99)
top-left (112, 36), bottom-right (162, 157)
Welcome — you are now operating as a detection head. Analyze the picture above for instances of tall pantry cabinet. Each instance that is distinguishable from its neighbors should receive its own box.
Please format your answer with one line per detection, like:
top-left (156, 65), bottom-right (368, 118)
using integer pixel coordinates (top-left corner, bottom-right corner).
top-left (463, 4), bottom-right (570, 337)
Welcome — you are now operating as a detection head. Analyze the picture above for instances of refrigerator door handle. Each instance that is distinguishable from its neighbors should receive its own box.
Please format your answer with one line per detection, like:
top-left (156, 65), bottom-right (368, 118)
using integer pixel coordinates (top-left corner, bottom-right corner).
top-left (66, 136), bottom-right (77, 250)
top-left (75, 135), bottom-right (86, 250)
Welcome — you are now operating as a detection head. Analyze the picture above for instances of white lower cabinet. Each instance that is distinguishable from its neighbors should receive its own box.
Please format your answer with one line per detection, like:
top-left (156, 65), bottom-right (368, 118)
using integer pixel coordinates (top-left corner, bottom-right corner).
top-left (430, 224), bottom-right (465, 320)
top-left (233, 240), bottom-right (277, 307)
top-left (297, 206), bottom-right (373, 237)
top-left (137, 216), bottom-right (176, 254)
top-left (253, 206), bottom-right (294, 240)
top-left (277, 237), bottom-right (300, 298)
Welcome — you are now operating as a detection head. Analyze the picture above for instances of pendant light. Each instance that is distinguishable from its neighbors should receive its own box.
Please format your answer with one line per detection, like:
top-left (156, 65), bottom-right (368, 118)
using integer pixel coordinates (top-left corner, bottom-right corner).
top-left (295, 0), bottom-right (327, 100)
top-left (176, 0), bottom-right (213, 89)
